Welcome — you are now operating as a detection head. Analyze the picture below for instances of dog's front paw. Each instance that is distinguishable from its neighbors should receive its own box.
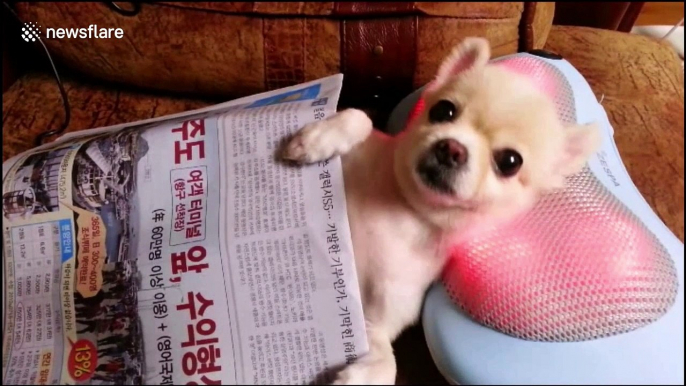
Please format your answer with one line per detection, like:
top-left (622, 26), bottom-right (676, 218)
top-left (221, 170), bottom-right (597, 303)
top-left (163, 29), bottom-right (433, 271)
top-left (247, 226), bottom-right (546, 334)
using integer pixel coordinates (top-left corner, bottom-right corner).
top-left (281, 109), bottom-right (373, 165)
top-left (331, 358), bottom-right (396, 385)
top-left (281, 121), bottom-right (338, 164)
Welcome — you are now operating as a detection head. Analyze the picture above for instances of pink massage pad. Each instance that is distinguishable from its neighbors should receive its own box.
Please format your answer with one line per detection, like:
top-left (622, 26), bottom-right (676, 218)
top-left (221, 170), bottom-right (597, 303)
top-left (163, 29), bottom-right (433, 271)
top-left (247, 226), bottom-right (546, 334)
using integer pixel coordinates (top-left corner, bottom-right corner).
top-left (409, 55), bottom-right (678, 342)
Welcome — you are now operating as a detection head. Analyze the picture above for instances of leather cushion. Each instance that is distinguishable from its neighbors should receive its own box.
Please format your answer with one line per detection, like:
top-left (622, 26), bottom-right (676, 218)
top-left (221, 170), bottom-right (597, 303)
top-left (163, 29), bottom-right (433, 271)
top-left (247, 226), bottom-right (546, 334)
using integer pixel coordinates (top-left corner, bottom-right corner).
top-left (13, 2), bottom-right (551, 103)
top-left (2, 72), bottom-right (210, 161)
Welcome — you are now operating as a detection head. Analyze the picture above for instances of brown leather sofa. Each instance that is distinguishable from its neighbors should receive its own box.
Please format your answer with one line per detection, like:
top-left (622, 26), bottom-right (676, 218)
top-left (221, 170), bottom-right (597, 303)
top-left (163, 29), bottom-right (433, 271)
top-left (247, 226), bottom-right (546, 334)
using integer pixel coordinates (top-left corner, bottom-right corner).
top-left (2, 3), bottom-right (683, 383)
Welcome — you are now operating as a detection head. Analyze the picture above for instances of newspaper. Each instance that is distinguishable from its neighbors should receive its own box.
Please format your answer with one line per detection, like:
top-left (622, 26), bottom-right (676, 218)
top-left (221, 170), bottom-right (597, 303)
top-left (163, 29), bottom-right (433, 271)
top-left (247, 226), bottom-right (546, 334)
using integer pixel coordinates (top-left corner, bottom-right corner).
top-left (1, 74), bottom-right (368, 385)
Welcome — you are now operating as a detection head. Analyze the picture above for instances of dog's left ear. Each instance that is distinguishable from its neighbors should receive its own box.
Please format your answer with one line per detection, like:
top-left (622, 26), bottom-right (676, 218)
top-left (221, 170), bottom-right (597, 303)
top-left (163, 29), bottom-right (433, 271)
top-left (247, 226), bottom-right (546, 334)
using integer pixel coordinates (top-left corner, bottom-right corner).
top-left (555, 122), bottom-right (602, 177)
top-left (427, 37), bottom-right (491, 92)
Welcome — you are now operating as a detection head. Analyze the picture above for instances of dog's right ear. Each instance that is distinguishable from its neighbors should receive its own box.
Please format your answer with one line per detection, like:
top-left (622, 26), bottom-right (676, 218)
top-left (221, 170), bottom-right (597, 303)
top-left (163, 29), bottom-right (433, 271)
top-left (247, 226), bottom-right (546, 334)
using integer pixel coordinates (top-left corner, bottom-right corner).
top-left (555, 122), bottom-right (602, 178)
top-left (426, 37), bottom-right (491, 93)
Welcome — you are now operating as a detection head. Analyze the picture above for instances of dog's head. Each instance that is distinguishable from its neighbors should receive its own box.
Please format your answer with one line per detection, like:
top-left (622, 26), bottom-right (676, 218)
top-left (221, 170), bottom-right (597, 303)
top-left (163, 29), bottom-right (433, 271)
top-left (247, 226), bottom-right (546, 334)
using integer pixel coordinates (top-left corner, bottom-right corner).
top-left (394, 38), bottom-right (601, 231)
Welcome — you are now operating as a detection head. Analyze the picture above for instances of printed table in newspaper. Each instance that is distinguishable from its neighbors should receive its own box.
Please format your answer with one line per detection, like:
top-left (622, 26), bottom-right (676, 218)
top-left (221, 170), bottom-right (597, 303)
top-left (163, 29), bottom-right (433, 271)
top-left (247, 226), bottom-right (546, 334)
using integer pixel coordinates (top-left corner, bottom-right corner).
top-left (1, 74), bottom-right (368, 385)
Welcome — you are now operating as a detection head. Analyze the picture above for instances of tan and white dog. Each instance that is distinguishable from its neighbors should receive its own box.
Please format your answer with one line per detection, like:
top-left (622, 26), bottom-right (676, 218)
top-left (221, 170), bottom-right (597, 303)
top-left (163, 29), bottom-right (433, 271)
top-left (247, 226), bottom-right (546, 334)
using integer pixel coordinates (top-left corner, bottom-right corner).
top-left (282, 37), bottom-right (601, 385)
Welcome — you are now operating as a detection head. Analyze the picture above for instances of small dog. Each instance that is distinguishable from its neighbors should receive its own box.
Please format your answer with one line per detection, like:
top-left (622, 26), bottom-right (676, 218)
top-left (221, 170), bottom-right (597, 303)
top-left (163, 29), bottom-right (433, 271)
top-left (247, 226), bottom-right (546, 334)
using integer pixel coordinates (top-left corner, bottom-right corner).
top-left (282, 38), bottom-right (601, 384)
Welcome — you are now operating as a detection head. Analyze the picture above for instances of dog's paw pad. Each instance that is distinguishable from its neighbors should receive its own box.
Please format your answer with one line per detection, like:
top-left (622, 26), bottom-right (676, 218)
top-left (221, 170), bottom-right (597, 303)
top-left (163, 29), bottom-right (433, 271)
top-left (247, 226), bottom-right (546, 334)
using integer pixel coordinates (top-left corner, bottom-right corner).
top-left (281, 134), bottom-right (310, 164)
top-left (281, 122), bottom-right (336, 164)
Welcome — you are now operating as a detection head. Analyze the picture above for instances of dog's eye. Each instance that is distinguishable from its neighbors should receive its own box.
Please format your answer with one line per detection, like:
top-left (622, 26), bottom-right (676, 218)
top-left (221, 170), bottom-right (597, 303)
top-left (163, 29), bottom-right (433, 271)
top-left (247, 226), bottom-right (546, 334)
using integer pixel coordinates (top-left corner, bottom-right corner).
top-left (429, 100), bottom-right (459, 124)
top-left (493, 149), bottom-right (523, 177)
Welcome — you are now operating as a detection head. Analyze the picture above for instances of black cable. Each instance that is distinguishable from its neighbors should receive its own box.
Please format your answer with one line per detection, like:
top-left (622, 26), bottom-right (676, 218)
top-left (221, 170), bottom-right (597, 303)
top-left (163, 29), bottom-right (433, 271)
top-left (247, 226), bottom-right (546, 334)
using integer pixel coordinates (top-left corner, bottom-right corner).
top-left (2, 1), bottom-right (71, 147)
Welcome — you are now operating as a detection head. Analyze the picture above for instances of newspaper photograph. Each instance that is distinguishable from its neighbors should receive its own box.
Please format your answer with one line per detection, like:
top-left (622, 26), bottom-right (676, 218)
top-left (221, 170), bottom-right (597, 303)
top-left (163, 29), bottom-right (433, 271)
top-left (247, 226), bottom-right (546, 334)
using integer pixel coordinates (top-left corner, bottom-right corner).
top-left (2, 74), bottom-right (368, 385)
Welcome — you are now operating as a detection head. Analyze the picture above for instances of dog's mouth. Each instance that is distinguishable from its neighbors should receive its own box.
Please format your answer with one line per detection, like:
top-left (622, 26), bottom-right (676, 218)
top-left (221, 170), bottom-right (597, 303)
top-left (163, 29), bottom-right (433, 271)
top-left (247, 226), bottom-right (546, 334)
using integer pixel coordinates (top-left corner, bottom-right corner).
top-left (415, 140), bottom-right (463, 196)
top-left (416, 162), bottom-right (455, 195)
top-left (414, 147), bottom-right (479, 211)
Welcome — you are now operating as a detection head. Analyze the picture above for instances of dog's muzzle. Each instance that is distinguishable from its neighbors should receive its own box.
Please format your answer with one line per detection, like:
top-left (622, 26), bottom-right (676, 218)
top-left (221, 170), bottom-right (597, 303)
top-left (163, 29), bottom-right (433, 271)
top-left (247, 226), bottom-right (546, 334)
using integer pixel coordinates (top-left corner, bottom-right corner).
top-left (416, 139), bottom-right (468, 194)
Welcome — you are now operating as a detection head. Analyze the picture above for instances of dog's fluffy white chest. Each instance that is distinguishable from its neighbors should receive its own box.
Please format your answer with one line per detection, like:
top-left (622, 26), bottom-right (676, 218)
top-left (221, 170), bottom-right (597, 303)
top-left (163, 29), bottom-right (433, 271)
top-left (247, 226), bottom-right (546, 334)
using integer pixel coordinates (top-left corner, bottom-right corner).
top-left (341, 138), bottom-right (448, 338)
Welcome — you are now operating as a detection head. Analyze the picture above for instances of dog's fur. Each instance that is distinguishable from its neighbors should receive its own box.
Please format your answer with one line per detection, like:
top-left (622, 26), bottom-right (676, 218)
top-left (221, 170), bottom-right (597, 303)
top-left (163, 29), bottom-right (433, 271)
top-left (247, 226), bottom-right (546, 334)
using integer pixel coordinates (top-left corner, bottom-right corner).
top-left (282, 38), bottom-right (601, 384)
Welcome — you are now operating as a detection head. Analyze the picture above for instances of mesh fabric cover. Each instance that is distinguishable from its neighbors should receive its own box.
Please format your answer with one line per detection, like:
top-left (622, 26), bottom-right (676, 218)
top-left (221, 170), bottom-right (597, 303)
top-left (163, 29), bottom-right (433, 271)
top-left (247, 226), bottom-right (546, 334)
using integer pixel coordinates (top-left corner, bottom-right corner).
top-left (424, 55), bottom-right (680, 342)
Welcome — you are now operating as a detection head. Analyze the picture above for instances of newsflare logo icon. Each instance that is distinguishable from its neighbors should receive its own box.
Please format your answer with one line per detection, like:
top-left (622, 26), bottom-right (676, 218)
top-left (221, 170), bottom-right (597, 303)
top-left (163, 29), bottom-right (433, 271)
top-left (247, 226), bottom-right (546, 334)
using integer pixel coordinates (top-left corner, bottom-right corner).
top-left (22, 22), bottom-right (41, 42)
top-left (20, 23), bottom-right (125, 40)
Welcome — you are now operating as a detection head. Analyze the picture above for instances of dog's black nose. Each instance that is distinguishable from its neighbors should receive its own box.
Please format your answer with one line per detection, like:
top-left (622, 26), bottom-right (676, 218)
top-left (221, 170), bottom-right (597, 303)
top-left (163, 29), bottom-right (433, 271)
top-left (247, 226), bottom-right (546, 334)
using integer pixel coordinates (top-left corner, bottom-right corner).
top-left (433, 139), bottom-right (468, 168)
